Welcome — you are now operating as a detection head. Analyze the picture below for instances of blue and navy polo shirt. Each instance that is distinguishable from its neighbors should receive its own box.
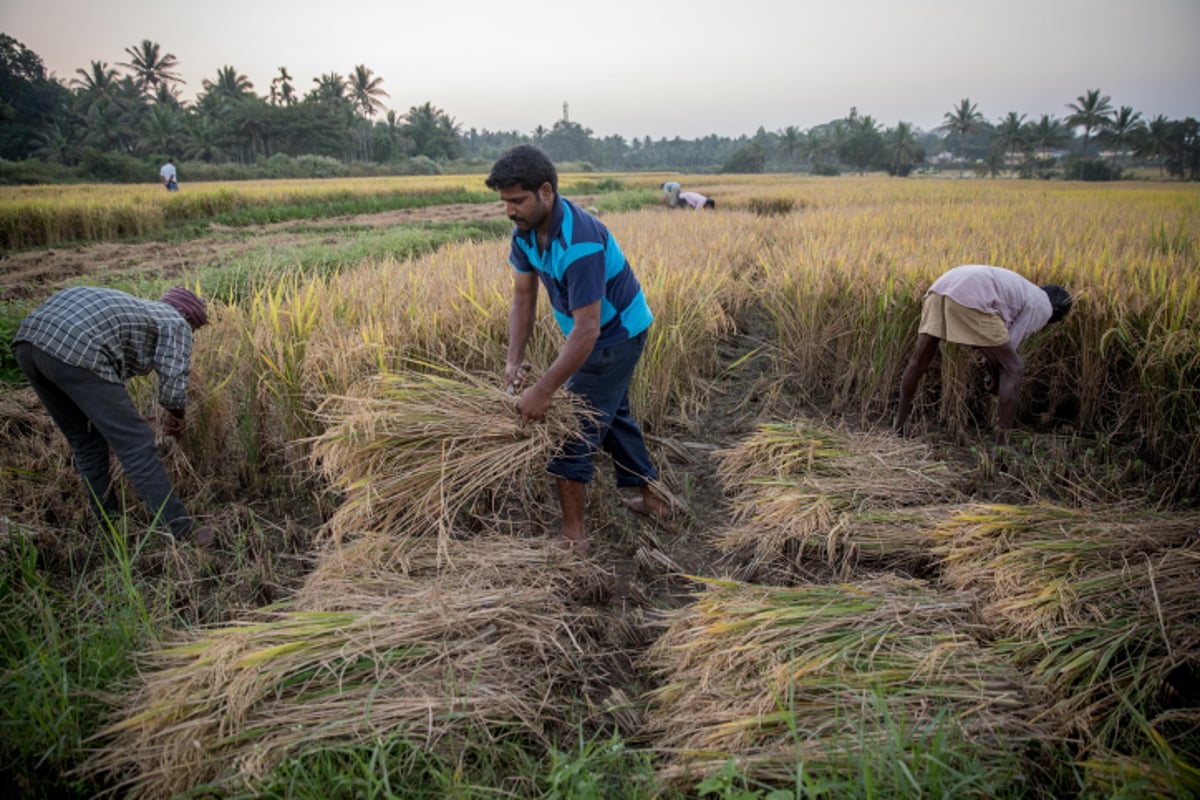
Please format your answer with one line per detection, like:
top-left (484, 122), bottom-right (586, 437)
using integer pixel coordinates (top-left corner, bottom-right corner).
top-left (508, 196), bottom-right (653, 348)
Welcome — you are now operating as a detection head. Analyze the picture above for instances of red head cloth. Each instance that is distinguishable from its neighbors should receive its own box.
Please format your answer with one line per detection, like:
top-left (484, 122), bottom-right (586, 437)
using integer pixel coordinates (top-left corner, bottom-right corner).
top-left (160, 286), bottom-right (208, 328)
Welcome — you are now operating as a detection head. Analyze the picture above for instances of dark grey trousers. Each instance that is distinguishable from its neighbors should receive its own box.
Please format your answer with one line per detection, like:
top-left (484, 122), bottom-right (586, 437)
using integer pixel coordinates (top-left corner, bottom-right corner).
top-left (14, 342), bottom-right (195, 538)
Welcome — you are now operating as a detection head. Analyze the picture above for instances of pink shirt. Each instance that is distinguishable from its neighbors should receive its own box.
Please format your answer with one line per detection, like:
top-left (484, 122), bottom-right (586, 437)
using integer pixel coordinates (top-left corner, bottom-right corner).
top-left (927, 265), bottom-right (1052, 348)
top-left (678, 191), bottom-right (708, 209)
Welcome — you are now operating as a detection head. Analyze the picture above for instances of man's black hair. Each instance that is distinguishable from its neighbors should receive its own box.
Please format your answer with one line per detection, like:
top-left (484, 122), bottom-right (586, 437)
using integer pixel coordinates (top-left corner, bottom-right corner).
top-left (1042, 285), bottom-right (1072, 324)
top-left (486, 144), bottom-right (558, 193)
top-left (704, 198), bottom-right (716, 209)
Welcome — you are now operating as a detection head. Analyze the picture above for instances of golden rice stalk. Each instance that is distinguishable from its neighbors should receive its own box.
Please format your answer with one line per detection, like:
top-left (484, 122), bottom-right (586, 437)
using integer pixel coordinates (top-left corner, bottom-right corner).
top-left (1080, 745), bottom-right (1200, 798)
top-left (292, 529), bottom-right (608, 611)
top-left (310, 363), bottom-right (597, 541)
top-left (931, 503), bottom-right (1200, 748)
top-left (931, 504), bottom-right (1200, 634)
top-left (82, 535), bottom-right (605, 799)
top-left (642, 575), bottom-right (1045, 786)
top-left (714, 421), bottom-right (961, 573)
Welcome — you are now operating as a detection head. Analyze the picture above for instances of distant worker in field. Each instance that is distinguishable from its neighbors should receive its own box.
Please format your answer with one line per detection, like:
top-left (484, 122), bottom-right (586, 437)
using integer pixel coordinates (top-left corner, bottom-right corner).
top-left (678, 191), bottom-right (716, 210)
top-left (661, 180), bottom-right (682, 208)
top-left (487, 144), bottom-right (670, 554)
top-left (892, 264), bottom-right (1072, 444)
top-left (160, 158), bottom-right (178, 191)
top-left (13, 286), bottom-right (215, 547)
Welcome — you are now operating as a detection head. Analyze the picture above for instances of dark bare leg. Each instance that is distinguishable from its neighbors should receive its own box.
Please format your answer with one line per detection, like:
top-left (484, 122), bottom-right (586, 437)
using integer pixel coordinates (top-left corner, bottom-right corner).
top-left (556, 477), bottom-right (588, 553)
top-left (894, 333), bottom-right (940, 434)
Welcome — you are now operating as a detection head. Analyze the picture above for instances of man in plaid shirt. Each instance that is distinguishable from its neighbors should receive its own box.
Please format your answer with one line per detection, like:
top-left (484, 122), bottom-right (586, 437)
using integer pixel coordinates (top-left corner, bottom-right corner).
top-left (13, 286), bottom-right (215, 547)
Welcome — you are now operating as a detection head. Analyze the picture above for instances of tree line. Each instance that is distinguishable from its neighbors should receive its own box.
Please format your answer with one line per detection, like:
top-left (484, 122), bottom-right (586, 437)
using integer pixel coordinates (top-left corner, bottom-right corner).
top-left (1, 34), bottom-right (1197, 183)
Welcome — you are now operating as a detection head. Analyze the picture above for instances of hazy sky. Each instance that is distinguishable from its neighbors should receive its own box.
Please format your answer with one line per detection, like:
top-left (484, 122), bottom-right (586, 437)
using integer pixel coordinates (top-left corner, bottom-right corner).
top-left (3, 0), bottom-right (1197, 140)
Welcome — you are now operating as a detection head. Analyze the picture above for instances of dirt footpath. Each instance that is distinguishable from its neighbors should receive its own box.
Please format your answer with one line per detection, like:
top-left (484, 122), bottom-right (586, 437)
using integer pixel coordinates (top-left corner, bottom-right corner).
top-left (0, 201), bottom-right (510, 300)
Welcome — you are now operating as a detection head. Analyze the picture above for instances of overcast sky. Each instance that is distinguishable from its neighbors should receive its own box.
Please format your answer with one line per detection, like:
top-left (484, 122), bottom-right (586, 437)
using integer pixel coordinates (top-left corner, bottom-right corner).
top-left (3, 0), bottom-right (1197, 140)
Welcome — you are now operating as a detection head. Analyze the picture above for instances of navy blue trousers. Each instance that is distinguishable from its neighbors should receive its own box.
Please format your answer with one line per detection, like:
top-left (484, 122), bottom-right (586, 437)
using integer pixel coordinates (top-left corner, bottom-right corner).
top-left (549, 331), bottom-right (658, 486)
top-left (14, 342), bottom-right (195, 538)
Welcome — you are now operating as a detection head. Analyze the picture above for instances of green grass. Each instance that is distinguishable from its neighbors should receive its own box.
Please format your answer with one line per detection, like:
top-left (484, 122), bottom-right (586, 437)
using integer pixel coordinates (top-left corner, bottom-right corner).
top-left (241, 729), bottom-right (664, 800)
top-left (199, 219), bottom-right (514, 303)
top-left (0, 519), bottom-right (162, 800)
top-left (205, 190), bottom-right (498, 229)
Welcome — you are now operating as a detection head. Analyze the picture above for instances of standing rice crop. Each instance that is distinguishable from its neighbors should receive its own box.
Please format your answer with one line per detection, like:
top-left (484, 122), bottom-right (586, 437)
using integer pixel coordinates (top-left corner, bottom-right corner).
top-left (752, 179), bottom-right (1200, 499)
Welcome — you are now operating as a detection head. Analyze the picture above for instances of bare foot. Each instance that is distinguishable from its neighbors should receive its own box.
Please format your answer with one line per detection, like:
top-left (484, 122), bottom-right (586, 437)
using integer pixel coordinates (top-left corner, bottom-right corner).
top-left (556, 533), bottom-right (589, 556)
top-left (621, 491), bottom-right (672, 521)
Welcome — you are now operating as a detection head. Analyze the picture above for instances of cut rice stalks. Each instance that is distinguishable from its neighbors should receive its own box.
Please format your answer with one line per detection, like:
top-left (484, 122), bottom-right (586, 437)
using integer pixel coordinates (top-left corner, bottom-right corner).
top-left (310, 363), bottom-right (597, 541)
top-left (931, 503), bottom-right (1200, 750)
top-left (81, 535), bottom-right (606, 799)
top-left (714, 421), bottom-right (963, 575)
top-left (642, 574), bottom-right (1046, 786)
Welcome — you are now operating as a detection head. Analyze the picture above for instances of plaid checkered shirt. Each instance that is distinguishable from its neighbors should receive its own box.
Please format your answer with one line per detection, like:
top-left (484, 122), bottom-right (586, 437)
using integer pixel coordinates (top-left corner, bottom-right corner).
top-left (14, 286), bottom-right (195, 409)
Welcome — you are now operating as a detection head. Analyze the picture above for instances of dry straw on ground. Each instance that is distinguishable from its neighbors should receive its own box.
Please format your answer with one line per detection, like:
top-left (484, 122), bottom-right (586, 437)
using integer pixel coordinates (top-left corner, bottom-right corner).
top-left (931, 503), bottom-right (1200, 749)
top-left (642, 574), bottom-right (1046, 786)
top-left (0, 391), bottom-right (90, 531)
top-left (82, 534), bottom-right (607, 799)
top-left (310, 364), bottom-right (597, 542)
top-left (714, 421), bottom-right (965, 577)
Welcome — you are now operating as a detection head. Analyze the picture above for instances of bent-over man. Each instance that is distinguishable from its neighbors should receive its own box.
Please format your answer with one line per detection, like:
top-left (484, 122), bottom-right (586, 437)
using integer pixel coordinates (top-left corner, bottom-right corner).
top-left (13, 286), bottom-right (215, 546)
top-left (893, 264), bottom-right (1072, 443)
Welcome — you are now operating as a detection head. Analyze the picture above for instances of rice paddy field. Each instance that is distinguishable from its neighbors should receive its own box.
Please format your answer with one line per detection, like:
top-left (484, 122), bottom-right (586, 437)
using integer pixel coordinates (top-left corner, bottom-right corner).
top-left (1, 173), bottom-right (1198, 799)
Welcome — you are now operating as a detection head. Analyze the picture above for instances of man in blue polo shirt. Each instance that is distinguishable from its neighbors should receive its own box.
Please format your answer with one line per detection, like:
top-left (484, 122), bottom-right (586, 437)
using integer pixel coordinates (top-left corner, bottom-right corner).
top-left (486, 144), bottom-right (669, 553)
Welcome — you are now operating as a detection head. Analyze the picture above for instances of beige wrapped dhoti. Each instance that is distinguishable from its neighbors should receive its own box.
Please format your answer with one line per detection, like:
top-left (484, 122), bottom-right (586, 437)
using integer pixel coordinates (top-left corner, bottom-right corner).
top-left (918, 293), bottom-right (1009, 347)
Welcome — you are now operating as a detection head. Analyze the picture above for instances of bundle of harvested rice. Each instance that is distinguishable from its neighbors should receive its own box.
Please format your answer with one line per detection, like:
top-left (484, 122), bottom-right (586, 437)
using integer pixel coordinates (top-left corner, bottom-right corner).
top-left (642, 574), bottom-right (1045, 787)
top-left (932, 503), bottom-right (1200, 749)
top-left (310, 364), bottom-right (597, 541)
top-left (292, 529), bottom-right (608, 610)
top-left (83, 535), bottom-right (606, 799)
top-left (714, 421), bottom-right (962, 574)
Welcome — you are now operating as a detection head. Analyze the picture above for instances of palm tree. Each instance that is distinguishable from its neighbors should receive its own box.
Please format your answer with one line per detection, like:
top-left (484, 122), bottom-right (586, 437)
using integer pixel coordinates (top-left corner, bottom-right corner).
top-left (202, 66), bottom-right (254, 103)
top-left (1030, 114), bottom-right (1067, 161)
top-left (183, 114), bottom-right (225, 162)
top-left (828, 121), bottom-right (847, 168)
top-left (841, 113), bottom-right (882, 174)
top-left (886, 121), bottom-right (921, 176)
top-left (1065, 88), bottom-right (1113, 177)
top-left (777, 125), bottom-right (802, 167)
top-left (800, 129), bottom-right (826, 172)
top-left (1134, 114), bottom-right (1171, 176)
top-left (81, 98), bottom-right (134, 152)
top-left (403, 102), bottom-right (460, 160)
top-left (72, 60), bottom-right (121, 104)
top-left (269, 67), bottom-right (295, 106)
top-left (1102, 106), bottom-right (1144, 167)
top-left (995, 112), bottom-right (1026, 175)
top-left (140, 102), bottom-right (184, 155)
top-left (34, 119), bottom-right (81, 165)
top-left (151, 83), bottom-right (184, 108)
top-left (376, 109), bottom-right (406, 160)
top-left (938, 98), bottom-right (985, 177)
top-left (348, 64), bottom-right (388, 118)
top-left (118, 40), bottom-right (183, 96)
top-left (309, 72), bottom-right (347, 107)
